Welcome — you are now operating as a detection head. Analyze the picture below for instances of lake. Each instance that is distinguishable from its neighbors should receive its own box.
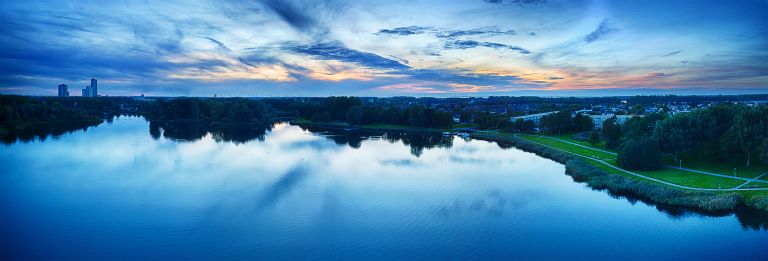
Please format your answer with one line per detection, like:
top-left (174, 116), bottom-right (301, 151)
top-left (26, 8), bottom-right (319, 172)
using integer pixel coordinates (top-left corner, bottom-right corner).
top-left (1, 116), bottom-right (766, 260)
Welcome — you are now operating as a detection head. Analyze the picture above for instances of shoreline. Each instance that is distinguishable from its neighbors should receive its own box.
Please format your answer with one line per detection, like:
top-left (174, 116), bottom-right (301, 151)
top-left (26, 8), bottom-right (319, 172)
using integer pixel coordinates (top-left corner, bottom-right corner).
top-left (472, 132), bottom-right (767, 213)
top-left (292, 121), bottom-right (767, 214)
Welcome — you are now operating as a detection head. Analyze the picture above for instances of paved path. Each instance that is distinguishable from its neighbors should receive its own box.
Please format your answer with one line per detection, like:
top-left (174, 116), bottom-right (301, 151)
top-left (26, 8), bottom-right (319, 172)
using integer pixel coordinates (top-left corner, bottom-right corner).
top-left (668, 166), bottom-right (768, 184)
top-left (515, 134), bottom-right (768, 191)
top-left (529, 135), bottom-right (768, 185)
top-left (735, 172), bottom-right (768, 189)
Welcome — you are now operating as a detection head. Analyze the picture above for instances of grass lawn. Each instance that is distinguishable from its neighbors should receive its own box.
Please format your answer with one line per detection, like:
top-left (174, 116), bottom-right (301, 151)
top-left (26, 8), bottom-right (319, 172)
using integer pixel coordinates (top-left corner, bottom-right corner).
top-left (520, 134), bottom-right (753, 190)
top-left (599, 158), bottom-right (745, 189)
top-left (551, 134), bottom-right (610, 151)
top-left (633, 167), bottom-right (746, 189)
top-left (545, 133), bottom-right (768, 180)
top-left (740, 181), bottom-right (768, 189)
top-left (291, 118), bottom-right (312, 124)
top-left (662, 153), bottom-right (768, 179)
top-left (452, 123), bottom-right (477, 129)
top-left (518, 134), bottom-right (616, 160)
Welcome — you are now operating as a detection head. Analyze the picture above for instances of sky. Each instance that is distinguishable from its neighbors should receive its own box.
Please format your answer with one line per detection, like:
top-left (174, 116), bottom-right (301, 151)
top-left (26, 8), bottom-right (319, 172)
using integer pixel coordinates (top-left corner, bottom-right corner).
top-left (1, 0), bottom-right (767, 97)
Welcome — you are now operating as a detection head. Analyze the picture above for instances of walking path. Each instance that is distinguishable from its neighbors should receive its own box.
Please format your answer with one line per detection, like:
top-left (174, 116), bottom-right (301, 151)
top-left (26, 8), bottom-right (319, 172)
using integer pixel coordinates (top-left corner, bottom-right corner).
top-left (735, 172), bottom-right (768, 189)
top-left (515, 134), bottom-right (768, 191)
top-left (668, 166), bottom-right (768, 184)
top-left (529, 135), bottom-right (768, 184)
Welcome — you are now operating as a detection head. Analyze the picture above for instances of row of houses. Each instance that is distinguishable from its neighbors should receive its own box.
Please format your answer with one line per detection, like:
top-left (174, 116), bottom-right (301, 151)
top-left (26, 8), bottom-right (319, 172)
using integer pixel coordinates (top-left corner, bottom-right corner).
top-left (510, 111), bottom-right (636, 130)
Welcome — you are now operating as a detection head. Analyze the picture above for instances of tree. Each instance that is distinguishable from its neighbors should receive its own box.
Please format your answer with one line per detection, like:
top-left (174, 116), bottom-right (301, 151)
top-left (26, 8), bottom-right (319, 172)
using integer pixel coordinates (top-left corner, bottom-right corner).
top-left (760, 138), bottom-right (768, 166)
top-left (459, 111), bottom-right (473, 123)
top-left (228, 103), bottom-right (253, 122)
top-left (588, 131), bottom-right (600, 146)
top-left (729, 108), bottom-right (764, 167)
top-left (540, 111), bottom-right (572, 134)
top-left (311, 111), bottom-right (331, 122)
top-left (618, 136), bottom-right (662, 170)
top-left (346, 106), bottom-right (363, 125)
top-left (630, 104), bottom-right (645, 114)
top-left (652, 116), bottom-right (690, 162)
top-left (602, 116), bottom-right (621, 149)
top-left (573, 113), bottom-right (594, 132)
top-left (513, 119), bottom-right (535, 132)
top-left (407, 106), bottom-right (427, 127)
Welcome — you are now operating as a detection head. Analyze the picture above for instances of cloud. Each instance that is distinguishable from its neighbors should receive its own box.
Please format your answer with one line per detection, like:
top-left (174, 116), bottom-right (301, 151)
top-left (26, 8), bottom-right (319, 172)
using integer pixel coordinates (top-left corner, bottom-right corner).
top-left (376, 26), bottom-right (435, 36)
top-left (584, 19), bottom-right (619, 43)
top-left (199, 36), bottom-right (233, 52)
top-left (447, 83), bottom-right (496, 93)
top-left (283, 41), bottom-right (409, 69)
top-left (483, 0), bottom-right (548, 6)
top-left (375, 25), bottom-right (515, 39)
top-left (437, 26), bottom-right (516, 38)
top-left (444, 40), bottom-right (531, 54)
top-left (404, 69), bottom-right (538, 89)
top-left (644, 72), bottom-right (673, 79)
top-left (260, 0), bottom-right (317, 32)
top-left (662, 51), bottom-right (682, 57)
top-left (377, 82), bottom-right (446, 93)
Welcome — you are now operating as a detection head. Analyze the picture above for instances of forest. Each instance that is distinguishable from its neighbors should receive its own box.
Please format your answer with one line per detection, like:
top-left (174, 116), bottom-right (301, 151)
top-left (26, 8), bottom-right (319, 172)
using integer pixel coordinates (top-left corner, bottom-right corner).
top-left (602, 104), bottom-right (768, 170)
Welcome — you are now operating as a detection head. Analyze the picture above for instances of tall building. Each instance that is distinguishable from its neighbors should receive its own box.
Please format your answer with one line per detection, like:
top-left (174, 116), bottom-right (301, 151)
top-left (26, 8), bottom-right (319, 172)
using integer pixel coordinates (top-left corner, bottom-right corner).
top-left (90, 78), bottom-right (98, 97)
top-left (80, 78), bottom-right (99, 97)
top-left (57, 84), bottom-right (69, 97)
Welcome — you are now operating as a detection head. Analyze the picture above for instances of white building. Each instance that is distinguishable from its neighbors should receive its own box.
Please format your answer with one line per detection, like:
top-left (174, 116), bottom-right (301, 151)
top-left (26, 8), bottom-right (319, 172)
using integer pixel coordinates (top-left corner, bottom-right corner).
top-left (590, 114), bottom-right (636, 129)
top-left (510, 111), bottom-right (559, 125)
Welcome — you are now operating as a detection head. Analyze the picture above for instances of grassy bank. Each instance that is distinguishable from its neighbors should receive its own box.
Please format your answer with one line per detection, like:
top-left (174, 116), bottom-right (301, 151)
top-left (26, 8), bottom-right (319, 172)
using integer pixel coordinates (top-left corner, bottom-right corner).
top-left (471, 132), bottom-right (767, 212)
top-left (286, 120), bottom-right (767, 212)
top-left (517, 133), bottom-right (767, 191)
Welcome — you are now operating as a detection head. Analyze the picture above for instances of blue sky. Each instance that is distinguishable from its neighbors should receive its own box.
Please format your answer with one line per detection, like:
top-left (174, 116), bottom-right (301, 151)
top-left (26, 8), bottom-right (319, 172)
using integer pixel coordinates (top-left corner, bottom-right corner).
top-left (1, 0), bottom-right (766, 96)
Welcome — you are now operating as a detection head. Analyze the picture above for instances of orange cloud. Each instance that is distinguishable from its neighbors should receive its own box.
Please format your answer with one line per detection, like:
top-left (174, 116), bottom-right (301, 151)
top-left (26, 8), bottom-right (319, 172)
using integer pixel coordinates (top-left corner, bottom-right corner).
top-left (377, 82), bottom-right (446, 93)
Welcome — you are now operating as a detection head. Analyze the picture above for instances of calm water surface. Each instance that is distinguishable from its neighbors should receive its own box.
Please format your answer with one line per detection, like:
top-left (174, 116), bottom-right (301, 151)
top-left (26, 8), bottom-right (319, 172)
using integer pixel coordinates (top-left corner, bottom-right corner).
top-left (1, 116), bottom-right (766, 260)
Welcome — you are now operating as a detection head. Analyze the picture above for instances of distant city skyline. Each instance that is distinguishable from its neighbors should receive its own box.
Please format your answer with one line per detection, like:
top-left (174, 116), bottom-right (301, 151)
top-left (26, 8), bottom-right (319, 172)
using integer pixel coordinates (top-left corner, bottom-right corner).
top-left (1, 0), bottom-right (767, 97)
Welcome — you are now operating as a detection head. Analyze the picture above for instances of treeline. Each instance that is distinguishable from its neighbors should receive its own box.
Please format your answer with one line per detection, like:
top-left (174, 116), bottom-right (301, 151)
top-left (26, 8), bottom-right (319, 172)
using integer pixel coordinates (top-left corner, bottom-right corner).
top-left (144, 98), bottom-right (270, 125)
top-left (540, 111), bottom-right (594, 134)
top-left (1, 95), bottom-right (103, 134)
top-left (275, 96), bottom-right (454, 129)
top-left (599, 104), bottom-right (768, 170)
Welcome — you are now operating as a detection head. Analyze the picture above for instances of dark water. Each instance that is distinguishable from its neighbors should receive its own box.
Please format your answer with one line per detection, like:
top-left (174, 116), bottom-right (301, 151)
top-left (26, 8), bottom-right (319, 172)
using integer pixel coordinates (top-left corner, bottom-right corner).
top-left (1, 116), bottom-right (766, 260)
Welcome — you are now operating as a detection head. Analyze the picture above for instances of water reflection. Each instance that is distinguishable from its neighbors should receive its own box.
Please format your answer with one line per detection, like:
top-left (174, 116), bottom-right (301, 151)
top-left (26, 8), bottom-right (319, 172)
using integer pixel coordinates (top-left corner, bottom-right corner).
top-left (150, 121), bottom-right (272, 143)
top-left (299, 125), bottom-right (454, 157)
top-left (256, 162), bottom-right (309, 210)
top-left (1, 120), bottom-right (101, 145)
top-left (1, 116), bottom-right (766, 260)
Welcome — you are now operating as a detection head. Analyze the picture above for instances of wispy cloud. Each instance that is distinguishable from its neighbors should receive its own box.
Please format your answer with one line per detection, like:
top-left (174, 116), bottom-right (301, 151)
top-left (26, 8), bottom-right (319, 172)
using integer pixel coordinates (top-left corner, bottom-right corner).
top-left (283, 41), bottom-right (408, 70)
top-left (483, 0), bottom-right (548, 6)
top-left (375, 25), bottom-right (516, 39)
top-left (376, 26), bottom-right (435, 36)
top-left (584, 19), bottom-right (619, 43)
top-left (662, 51), bottom-right (682, 57)
top-left (437, 26), bottom-right (516, 38)
top-left (444, 40), bottom-right (531, 54)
